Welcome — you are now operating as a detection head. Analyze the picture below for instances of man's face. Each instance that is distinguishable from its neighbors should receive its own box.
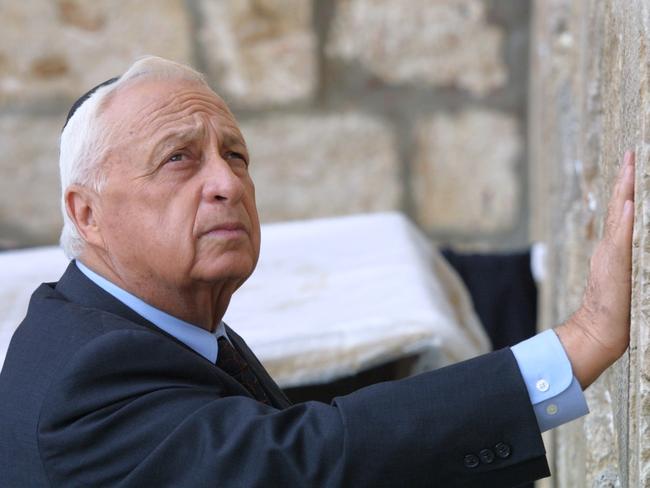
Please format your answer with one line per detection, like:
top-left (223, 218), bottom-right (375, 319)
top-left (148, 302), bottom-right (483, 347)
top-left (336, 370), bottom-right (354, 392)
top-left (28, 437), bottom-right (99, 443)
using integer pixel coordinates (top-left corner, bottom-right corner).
top-left (95, 78), bottom-right (260, 293)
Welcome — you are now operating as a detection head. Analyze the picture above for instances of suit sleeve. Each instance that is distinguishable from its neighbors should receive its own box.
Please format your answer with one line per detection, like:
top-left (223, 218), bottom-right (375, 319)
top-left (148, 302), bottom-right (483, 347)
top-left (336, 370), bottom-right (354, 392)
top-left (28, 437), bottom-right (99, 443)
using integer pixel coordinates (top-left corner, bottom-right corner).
top-left (37, 329), bottom-right (549, 488)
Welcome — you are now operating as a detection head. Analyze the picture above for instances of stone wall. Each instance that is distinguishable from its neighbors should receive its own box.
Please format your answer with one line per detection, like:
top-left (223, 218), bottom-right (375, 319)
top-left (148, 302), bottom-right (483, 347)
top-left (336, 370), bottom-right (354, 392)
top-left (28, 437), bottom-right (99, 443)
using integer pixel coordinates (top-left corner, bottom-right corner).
top-left (530, 0), bottom-right (650, 486)
top-left (0, 0), bottom-right (530, 252)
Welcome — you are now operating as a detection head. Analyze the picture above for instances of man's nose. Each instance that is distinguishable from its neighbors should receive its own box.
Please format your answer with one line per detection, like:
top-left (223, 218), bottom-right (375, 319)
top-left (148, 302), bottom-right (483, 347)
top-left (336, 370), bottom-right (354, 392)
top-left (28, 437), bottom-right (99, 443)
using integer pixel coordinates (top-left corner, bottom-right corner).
top-left (201, 152), bottom-right (245, 204)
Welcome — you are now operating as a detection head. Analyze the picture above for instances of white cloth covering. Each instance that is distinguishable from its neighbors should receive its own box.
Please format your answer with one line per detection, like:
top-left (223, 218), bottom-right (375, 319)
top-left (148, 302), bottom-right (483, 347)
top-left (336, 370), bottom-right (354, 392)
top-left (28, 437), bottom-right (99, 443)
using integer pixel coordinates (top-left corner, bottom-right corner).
top-left (0, 212), bottom-right (489, 386)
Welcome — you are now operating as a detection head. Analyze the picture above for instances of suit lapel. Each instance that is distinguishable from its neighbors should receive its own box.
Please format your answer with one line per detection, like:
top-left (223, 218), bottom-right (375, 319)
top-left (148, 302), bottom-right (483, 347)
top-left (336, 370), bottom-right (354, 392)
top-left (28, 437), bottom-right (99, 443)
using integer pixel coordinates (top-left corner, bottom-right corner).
top-left (55, 261), bottom-right (201, 358)
top-left (56, 261), bottom-right (291, 408)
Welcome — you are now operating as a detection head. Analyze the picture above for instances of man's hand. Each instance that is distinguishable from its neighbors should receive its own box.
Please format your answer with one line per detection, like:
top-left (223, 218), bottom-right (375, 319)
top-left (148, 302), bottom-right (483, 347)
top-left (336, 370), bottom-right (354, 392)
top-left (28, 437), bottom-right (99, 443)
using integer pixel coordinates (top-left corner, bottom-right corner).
top-left (555, 150), bottom-right (636, 389)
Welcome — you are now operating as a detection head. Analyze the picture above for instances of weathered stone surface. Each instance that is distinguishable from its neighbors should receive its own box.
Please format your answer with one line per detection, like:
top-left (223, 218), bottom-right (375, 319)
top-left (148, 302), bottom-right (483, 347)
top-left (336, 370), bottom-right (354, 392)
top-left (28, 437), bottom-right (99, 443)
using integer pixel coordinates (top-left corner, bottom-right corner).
top-left (0, 115), bottom-right (62, 245)
top-left (531, 0), bottom-right (650, 485)
top-left (242, 112), bottom-right (401, 222)
top-left (412, 110), bottom-right (521, 233)
top-left (327, 0), bottom-right (507, 96)
top-left (198, 0), bottom-right (316, 107)
top-left (0, 0), bottom-right (192, 104)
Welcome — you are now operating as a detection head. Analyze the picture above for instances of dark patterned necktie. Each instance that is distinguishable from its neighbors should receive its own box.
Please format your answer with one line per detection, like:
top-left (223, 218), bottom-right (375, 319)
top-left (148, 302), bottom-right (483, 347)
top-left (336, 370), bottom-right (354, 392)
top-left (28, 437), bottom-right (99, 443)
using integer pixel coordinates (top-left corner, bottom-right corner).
top-left (216, 336), bottom-right (271, 405)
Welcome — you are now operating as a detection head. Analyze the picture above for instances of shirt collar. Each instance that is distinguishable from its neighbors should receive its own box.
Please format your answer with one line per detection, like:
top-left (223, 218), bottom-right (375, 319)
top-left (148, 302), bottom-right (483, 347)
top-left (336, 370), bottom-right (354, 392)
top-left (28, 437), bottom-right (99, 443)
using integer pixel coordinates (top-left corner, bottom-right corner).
top-left (75, 260), bottom-right (224, 363)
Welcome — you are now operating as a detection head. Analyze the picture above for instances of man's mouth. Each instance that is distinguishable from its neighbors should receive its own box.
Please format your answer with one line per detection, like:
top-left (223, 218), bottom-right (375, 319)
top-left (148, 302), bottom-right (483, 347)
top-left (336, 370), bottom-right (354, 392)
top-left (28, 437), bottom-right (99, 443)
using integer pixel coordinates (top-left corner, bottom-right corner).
top-left (202, 222), bottom-right (248, 238)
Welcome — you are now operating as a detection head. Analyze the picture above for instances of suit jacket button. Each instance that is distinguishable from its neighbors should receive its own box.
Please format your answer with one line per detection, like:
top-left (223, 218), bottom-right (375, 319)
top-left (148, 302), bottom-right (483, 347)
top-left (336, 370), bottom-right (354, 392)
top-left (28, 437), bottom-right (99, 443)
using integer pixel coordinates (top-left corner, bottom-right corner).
top-left (479, 448), bottom-right (495, 464)
top-left (495, 442), bottom-right (511, 459)
top-left (464, 454), bottom-right (480, 469)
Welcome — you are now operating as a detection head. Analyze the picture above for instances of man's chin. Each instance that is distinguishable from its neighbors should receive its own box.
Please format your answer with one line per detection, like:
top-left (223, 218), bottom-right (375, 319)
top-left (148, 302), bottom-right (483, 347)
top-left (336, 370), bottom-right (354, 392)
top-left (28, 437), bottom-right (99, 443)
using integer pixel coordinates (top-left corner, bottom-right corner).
top-left (192, 256), bottom-right (256, 285)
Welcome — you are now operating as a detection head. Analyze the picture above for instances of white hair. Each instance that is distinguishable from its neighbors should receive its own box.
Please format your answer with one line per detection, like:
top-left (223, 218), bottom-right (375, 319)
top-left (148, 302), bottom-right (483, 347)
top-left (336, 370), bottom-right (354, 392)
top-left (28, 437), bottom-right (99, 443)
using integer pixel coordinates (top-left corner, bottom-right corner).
top-left (59, 56), bottom-right (208, 258)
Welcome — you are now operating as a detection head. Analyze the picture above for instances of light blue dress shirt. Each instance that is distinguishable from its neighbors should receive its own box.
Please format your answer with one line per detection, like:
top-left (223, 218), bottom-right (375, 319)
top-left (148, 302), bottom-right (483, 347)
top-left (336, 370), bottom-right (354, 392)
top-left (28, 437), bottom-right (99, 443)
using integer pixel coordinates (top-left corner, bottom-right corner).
top-left (76, 260), bottom-right (588, 431)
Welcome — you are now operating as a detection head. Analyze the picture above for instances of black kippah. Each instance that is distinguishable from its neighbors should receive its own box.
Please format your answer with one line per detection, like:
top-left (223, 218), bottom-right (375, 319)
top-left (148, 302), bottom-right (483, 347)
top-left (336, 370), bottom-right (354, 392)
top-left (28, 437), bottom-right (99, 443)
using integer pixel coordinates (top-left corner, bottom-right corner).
top-left (62, 76), bottom-right (120, 131)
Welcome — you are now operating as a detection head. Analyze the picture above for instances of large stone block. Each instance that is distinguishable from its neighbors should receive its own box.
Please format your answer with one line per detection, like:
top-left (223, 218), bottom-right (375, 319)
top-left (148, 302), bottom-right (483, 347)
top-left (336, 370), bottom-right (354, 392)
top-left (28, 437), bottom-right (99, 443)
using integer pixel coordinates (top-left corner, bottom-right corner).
top-left (0, 114), bottom-right (63, 246)
top-left (198, 0), bottom-right (316, 107)
top-left (241, 112), bottom-right (401, 222)
top-left (0, 0), bottom-right (192, 105)
top-left (412, 110), bottom-right (521, 234)
top-left (327, 0), bottom-right (507, 96)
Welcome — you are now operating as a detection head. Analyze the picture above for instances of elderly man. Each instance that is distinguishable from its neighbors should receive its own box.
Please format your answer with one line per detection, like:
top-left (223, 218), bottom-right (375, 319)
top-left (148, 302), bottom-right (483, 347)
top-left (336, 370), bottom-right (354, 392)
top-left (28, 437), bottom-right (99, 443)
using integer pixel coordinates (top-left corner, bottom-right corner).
top-left (0, 57), bottom-right (636, 487)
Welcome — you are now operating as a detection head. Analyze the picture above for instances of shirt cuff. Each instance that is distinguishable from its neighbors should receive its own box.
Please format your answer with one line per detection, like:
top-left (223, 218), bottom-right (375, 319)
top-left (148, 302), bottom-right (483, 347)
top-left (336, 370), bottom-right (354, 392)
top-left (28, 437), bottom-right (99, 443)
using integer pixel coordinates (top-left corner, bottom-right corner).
top-left (511, 329), bottom-right (589, 432)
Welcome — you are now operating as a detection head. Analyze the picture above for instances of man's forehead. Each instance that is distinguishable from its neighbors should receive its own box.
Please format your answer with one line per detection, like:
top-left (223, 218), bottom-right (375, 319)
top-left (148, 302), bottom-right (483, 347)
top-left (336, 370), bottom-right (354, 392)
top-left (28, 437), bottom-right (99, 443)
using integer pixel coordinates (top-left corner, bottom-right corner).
top-left (103, 78), bottom-right (242, 141)
top-left (109, 78), bottom-right (228, 117)
top-left (153, 120), bottom-right (246, 147)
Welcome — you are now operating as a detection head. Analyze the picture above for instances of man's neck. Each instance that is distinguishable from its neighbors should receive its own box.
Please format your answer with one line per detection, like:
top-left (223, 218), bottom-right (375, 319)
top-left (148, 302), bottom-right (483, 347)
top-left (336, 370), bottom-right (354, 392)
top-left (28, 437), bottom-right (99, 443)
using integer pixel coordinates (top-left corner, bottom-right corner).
top-left (77, 252), bottom-right (230, 332)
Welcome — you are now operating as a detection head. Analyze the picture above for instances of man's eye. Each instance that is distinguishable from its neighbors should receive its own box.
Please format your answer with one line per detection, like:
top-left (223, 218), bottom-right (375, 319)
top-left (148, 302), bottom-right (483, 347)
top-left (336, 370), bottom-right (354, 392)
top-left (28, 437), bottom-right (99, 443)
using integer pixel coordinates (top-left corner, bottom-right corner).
top-left (168, 153), bottom-right (186, 163)
top-left (226, 152), bottom-right (248, 165)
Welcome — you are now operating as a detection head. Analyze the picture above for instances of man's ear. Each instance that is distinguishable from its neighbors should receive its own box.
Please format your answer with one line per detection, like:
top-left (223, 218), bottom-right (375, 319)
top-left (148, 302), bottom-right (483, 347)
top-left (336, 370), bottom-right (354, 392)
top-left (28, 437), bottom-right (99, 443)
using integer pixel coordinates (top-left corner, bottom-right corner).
top-left (65, 185), bottom-right (106, 250)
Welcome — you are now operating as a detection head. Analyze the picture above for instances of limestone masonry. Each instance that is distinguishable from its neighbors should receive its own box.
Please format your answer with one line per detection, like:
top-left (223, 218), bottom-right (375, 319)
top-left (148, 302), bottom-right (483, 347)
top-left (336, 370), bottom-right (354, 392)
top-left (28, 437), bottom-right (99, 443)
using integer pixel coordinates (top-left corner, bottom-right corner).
top-left (531, 0), bottom-right (650, 486)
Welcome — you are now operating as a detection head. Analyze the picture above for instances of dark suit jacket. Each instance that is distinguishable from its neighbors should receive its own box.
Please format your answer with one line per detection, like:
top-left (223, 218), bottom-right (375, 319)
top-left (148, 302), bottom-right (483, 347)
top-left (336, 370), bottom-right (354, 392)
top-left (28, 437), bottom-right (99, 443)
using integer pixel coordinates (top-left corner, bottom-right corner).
top-left (0, 262), bottom-right (550, 487)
